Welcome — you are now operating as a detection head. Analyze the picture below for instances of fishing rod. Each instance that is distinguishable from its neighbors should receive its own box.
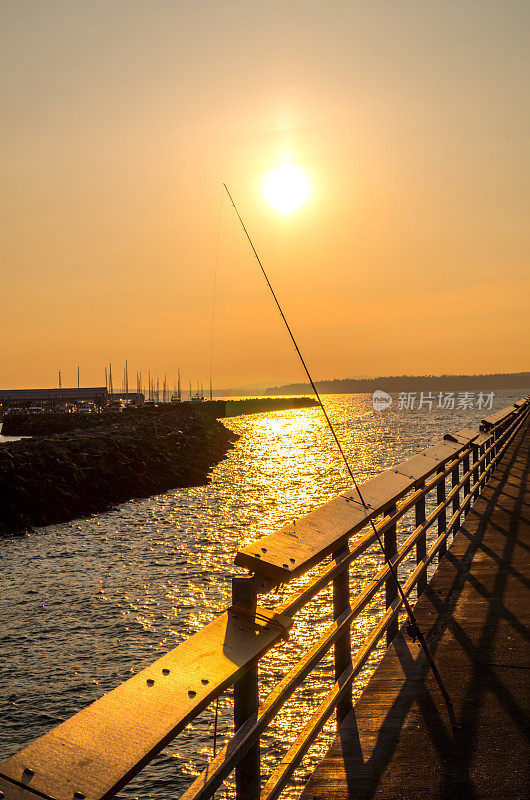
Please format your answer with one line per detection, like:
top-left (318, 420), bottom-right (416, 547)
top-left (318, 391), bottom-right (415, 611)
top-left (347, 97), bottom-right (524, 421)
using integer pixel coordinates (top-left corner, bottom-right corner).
top-left (223, 183), bottom-right (458, 735)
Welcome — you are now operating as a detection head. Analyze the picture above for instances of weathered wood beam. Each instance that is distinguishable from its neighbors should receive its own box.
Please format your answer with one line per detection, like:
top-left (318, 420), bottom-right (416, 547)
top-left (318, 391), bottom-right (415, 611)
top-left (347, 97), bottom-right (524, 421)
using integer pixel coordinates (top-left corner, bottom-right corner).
top-left (0, 776), bottom-right (47, 800)
top-left (235, 442), bottom-right (465, 583)
top-left (480, 405), bottom-right (517, 431)
top-left (0, 608), bottom-right (291, 800)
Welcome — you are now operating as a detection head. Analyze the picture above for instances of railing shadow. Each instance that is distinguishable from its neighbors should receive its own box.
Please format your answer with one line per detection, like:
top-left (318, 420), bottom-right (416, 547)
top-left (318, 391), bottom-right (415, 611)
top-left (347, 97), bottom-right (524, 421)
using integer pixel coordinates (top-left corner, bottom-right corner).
top-left (328, 420), bottom-right (529, 800)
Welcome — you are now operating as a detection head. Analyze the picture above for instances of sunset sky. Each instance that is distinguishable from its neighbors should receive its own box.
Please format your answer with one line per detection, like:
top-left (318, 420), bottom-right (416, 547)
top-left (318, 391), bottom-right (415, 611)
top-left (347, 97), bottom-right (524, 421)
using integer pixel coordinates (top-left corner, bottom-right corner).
top-left (2, 1), bottom-right (529, 391)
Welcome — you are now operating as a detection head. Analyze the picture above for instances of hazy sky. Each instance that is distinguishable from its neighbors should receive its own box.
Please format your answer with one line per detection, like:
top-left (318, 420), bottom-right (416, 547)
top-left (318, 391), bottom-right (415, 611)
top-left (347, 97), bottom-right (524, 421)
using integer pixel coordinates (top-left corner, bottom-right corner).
top-left (2, 1), bottom-right (529, 390)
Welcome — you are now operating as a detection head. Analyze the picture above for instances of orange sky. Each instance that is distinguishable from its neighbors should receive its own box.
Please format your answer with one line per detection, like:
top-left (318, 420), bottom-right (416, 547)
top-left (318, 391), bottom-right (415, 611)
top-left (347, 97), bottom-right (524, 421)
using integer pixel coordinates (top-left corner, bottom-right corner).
top-left (2, 1), bottom-right (529, 390)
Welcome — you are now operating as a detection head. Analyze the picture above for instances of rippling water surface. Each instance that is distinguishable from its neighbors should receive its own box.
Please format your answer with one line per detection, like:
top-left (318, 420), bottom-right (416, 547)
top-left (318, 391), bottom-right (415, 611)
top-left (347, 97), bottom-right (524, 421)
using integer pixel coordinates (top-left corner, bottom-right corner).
top-left (0, 392), bottom-right (522, 798)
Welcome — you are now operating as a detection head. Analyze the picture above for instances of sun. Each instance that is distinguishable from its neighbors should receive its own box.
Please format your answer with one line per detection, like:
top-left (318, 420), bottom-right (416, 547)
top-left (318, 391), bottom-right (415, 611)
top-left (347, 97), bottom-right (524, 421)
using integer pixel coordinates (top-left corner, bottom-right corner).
top-left (263, 163), bottom-right (311, 214)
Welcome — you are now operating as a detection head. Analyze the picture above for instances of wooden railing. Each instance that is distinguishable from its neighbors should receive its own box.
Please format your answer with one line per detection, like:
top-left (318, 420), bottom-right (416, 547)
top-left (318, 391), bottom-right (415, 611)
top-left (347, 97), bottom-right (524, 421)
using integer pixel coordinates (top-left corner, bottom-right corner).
top-left (1, 398), bottom-right (529, 800)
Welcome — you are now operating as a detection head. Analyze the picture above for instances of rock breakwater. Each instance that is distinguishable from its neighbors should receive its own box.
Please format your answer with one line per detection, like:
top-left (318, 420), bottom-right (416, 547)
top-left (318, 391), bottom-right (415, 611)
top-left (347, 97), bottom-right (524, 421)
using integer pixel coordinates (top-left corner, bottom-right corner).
top-left (0, 407), bottom-right (237, 537)
top-left (1, 396), bottom-right (318, 437)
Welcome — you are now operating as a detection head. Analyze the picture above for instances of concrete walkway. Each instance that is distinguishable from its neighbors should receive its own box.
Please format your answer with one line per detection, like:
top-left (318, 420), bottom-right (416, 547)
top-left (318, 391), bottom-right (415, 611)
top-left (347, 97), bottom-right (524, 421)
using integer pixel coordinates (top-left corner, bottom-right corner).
top-left (301, 416), bottom-right (530, 800)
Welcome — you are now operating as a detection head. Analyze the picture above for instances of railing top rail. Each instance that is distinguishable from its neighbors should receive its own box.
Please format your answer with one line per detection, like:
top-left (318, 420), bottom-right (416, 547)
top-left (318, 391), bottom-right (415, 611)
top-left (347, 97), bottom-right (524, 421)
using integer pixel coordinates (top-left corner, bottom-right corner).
top-left (443, 426), bottom-right (481, 445)
top-left (235, 400), bottom-right (529, 584)
top-left (480, 404), bottom-right (518, 431)
top-left (0, 606), bottom-right (291, 800)
top-left (479, 398), bottom-right (529, 431)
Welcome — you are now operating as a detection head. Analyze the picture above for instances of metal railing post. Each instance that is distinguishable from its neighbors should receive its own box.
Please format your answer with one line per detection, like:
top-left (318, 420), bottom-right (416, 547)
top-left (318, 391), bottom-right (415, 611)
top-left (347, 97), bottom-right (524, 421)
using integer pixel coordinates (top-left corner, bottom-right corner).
top-left (479, 445), bottom-right (487, 491)
top-left (232, 575), bottom-right (260, 800)
top-left (437, 468), bottom-right (447, 559)
top-left (463, 453), bottom-right (470, 515)
top-left (472, 447), bottom-right (480, 501)
top-left (385, 504), bottom-right (398, 646)
top-left (497, 424), bottom-right (502, 454)
top-left (452, 464), bottom-right (460, 535)
top-left (486, 436), bottom-right (492, 468)
top-left (415, 491), bottom-right (427, 597)
top-left (333, 545), bottom-right (352, 727)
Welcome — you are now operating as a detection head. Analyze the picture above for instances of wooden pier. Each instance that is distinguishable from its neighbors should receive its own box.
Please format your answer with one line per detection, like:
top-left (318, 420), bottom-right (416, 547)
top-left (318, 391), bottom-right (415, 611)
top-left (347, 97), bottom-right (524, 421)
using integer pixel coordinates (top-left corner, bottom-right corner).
top-left (1, 398), bottom-right (528, 800)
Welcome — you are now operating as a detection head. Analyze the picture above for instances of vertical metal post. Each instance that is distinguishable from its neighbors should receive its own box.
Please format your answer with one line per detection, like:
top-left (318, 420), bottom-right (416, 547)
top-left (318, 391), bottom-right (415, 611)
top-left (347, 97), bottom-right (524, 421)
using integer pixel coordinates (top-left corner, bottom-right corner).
top-left (415, 491), bottom-right (427, 597)
top-left (452, 464), bottom-right (460, 535)
top-left (384, 504), bottom-right (398, 646)
top-left (486, 442), bottom-right (492, 484)
top-left (232, 576), bottom-right (260, 800)
top-left (472, 446), bottom-right (480, 501)
top-left (463, 454), bottom-right (470, 515)
top-left (437, 469), bottom-right (447, 559)
top-left (479, 445), bottom-right (486, 491)
top-left (333, 545), bottom-right (352, 727)
top-left (484, 435), bottom-right (493, 466)
top-left (496, 424), bottom-right (503, 458)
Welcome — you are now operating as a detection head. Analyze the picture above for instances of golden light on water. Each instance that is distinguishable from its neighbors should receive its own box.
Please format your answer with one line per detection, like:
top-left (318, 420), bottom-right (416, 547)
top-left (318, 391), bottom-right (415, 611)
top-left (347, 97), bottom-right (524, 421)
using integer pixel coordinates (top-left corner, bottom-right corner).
top-left (263, 163), bottom-right (311, 214)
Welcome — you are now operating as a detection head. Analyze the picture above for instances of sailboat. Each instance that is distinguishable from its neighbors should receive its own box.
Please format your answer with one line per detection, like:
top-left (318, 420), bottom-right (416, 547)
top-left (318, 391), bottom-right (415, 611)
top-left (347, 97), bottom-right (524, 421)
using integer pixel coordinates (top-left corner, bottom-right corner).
top-left (191, 380), bottom-right (204, 402)
top-left (170, 370), bottom-right (182, 403)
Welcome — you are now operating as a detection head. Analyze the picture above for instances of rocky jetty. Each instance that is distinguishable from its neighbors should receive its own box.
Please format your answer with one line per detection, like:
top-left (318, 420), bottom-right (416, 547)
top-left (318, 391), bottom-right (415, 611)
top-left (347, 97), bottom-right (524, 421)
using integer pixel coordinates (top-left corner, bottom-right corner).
top-left (222, 396), bottom-right (318, 417)
top-left (1, 396), bottom-right (318, 436)
top-left (1, 409), bottom-right (113, 436)
top-left (0, 407), bottom-right (237, 537)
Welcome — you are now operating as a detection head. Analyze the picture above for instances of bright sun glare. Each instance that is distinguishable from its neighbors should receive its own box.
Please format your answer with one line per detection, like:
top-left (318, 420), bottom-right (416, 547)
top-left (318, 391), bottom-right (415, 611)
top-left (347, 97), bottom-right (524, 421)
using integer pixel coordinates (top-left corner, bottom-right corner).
top-left (263, 163), bottom-right (311, 214)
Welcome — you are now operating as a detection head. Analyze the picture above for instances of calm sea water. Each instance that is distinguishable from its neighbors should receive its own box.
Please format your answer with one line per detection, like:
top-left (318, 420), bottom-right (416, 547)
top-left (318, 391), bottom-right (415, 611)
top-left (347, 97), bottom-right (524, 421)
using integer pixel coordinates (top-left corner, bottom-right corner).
top-left (0, 391), bottom-right (522, 798)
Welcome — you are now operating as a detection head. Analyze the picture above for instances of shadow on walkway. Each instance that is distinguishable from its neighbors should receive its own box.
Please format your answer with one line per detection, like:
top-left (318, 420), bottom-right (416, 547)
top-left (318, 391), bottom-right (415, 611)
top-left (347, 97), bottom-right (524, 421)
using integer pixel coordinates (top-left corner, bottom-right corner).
top-left (301, 418), bottom-right (530, 800)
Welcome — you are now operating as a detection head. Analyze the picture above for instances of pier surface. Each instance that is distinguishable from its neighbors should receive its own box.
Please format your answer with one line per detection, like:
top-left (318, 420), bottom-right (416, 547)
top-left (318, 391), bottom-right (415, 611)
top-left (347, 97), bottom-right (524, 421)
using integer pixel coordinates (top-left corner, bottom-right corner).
top-left (301, 416), bottom-right (530, 799)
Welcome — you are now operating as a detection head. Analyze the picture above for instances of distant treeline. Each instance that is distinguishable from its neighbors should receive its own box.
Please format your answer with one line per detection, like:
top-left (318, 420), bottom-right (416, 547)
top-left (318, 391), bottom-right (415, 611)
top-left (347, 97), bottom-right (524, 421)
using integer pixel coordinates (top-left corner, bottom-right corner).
top-left (265, 372), bottom-right (530, 395)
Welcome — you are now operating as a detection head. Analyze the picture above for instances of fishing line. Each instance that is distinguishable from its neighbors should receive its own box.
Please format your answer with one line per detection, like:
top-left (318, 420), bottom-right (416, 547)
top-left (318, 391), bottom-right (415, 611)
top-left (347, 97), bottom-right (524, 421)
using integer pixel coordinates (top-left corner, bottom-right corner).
top-left (209, 192), bottom-right (223, 402)
top-left (213, 695), bottom-right (220, 757)
top-left (212, 695), bottom-right (220, 800)
top-left (206, 192), bottom-right (224, 469)
top-left (208, 195), bottom-right (225, 795)
top-left (223, 183), bottom-right (458, 735)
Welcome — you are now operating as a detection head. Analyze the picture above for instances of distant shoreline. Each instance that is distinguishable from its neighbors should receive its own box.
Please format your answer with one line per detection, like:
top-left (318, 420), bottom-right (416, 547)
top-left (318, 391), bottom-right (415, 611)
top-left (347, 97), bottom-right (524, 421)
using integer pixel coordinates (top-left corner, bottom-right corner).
top-left (264, 372), bottom-right (530, 396)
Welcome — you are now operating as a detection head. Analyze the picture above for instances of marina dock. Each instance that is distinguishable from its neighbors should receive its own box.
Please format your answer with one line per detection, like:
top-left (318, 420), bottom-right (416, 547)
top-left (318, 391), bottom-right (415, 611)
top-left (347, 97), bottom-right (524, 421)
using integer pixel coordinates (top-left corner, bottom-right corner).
top-left (1, 399), bottom-right (528, 800)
